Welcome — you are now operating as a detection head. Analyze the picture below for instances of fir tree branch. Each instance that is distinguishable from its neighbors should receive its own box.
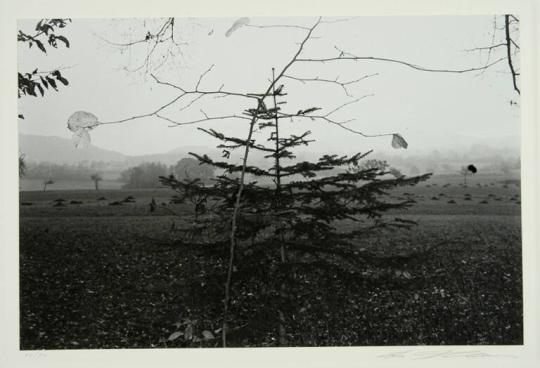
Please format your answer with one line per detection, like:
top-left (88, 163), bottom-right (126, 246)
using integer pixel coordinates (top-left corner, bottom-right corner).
top-left (198, 128), bottom-right (275, 152)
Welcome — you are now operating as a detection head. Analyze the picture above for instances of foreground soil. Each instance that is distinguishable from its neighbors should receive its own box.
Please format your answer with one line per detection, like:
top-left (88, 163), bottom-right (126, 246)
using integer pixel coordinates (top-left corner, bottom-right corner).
top-left (19, 185), bottom-right (522, 348)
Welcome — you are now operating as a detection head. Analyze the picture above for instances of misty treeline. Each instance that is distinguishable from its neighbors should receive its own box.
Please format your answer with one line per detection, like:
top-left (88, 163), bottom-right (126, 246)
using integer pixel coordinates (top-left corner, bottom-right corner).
top-left (22, 151), bottom-right (520, 185)
top-left (22, 157), bottom-right (215, 187)
top-left (120, 158), bottom-right (214, 189)
top-left (225, 148), bottom-right (521, 178)
top-left (24, 161), bottom-right (99, 181)
top-left (377, 151), bottom-right (521, 177)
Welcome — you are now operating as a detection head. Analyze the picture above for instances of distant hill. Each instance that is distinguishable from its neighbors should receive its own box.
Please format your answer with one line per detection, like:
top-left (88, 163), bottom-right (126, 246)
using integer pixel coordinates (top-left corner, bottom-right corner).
top-left (18, 134), bottom-right (220, 165)
top-left (19, 134), bottom-right (128, 164)
top-left (126, 146), bottom-right (221, 166)
top-left (18, 134), bottom-right (520, 177)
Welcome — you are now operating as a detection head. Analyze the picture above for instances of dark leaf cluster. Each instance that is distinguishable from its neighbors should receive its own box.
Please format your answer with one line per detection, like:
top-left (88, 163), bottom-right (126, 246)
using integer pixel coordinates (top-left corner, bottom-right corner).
top-left (18, 19), bottom-right (71, 102)
top-left (18, 69), bottom-right (69, 98)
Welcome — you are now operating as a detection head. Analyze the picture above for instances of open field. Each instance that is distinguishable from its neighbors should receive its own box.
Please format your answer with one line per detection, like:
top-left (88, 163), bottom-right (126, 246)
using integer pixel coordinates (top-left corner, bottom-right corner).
top-left (19, 179), bottom-right (124, 191)
top-left (19, 178), bottom-right (522, 348)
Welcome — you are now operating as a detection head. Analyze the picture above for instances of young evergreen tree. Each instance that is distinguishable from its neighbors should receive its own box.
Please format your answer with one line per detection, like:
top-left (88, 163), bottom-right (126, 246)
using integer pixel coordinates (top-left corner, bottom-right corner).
top-left (159, 76), bottom-right (431, 345)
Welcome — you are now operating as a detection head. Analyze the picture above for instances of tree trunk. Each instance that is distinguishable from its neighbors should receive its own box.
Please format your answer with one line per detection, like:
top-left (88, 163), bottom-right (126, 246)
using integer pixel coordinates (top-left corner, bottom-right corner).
top-left (271, 68), bottom-right (288, 346)
top-left (222, 115), bottom-right (258, 347)
top-left (278, 246), bottom-right (288, 346)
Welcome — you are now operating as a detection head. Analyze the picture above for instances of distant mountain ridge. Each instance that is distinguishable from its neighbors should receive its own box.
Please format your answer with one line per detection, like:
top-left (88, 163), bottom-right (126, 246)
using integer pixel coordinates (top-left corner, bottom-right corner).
top-left (19, 134), bottom-right (219, 165)
top-left (19, 134), bottom-right (128, 163)
top-left (19, 134), bottom-right (520, 176)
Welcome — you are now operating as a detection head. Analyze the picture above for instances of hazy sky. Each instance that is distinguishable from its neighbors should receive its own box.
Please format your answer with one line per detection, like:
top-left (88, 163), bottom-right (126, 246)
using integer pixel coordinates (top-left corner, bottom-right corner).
top-left (18, 16), bottom-right (520, 157)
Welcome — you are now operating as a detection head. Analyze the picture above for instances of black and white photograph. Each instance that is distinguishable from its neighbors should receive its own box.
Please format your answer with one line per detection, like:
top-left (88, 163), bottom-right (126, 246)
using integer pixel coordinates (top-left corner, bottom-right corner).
top-left (1, 0), bottom-right (539, 367)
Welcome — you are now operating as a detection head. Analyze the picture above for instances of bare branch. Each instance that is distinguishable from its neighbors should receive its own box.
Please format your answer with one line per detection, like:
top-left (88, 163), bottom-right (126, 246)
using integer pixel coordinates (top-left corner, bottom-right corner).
top-left (276, 94), bottom-right (378, 136)
top-left (466, 14), bottom-right (520, 91)
top-left (464, 43), bottom-right (507, 52)
top-left (296, 52), bottom-right (506, 74)
top-left (504, 14), bottom-right (520, 95)
top-left (178, 94), bottom-right (205, 112)
top-left (282, 73), bottom-right (378, 96)
top-left (94, 33), bottom-right (149, 47)
top-left (99, 18), bottom-right (178, 48)
top-left (478, 15), bottom-right (501, 75)
top-left (262, 17), bottom-right (323, 97)
top-left (100, 106), bottom-right (249, 128)
top-left (98, 94), bottom-right (186, 125)
top-left (281, 112), bottom-right (393, 139)
top-left (96, 18), bottom-right (187, 74)
top-left (244, 16), bottom-right (357, 31)
top-left (510, 39), bottom-right (520, 50)
top-left (323, 95), bottom-right (372, 117)
top-left (320, 17), bottom-right (359, 24)
top-left (245, 24), bottom-right (311, 31)
top-left (167, 114), bottom-right (250, 127)
top-left (150, 73), bottom-right (258, 101)
top-left (196, 64), bottom-right (215, 90)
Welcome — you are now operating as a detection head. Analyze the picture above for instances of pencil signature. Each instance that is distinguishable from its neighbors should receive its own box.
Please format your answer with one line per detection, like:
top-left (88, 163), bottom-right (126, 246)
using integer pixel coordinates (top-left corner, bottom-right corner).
top-left (377, 350), bottom-right (517, 360)
top-left (23, 351), bottom-right (47, 359)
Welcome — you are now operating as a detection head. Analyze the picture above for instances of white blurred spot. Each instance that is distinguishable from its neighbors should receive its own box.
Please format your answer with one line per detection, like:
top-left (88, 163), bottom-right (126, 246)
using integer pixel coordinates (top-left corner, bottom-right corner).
top-left (225, 17), bottom-right (250, 37)
top-left (67, 111), bottom-right (98, 149)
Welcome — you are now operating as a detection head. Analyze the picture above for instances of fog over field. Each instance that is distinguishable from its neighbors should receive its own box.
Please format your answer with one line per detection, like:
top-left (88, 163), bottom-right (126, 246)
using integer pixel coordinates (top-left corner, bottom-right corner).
top-left (18, 131), bottom-right (520, 192)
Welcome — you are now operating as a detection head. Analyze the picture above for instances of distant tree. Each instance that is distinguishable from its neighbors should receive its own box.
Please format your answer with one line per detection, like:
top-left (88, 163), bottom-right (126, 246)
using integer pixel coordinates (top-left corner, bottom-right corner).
top-left (460, 165), bottom-right (477, 185)
top-left (352, 159), bottom-right (389, 173)
top-left (441, 163), bottom-right (452, 173)
top-left (459, 166), bottom-right (469, 185)
top-left (350, 159), bottom-right (404, 179)
top-left (409, 165), bottom-right (421, 176)
top-left (172, 157), bottom-right (215, 185)
top-left (25, 162), bottom-right (94, 181)
top-left (42, 179), bottom-right (54, 192)
top-left (19, 154), bottom-right (27, 178)
top-left (90, 173), bottom-right (103, 191)
top-left (389, 167), bottom-right (404, 178)
top-left (499, 162), bottom-right (511, 177)
top-left (149, 197), bottom-right (157, 212)
top-left (120, 162), bottom-right (168, 189)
